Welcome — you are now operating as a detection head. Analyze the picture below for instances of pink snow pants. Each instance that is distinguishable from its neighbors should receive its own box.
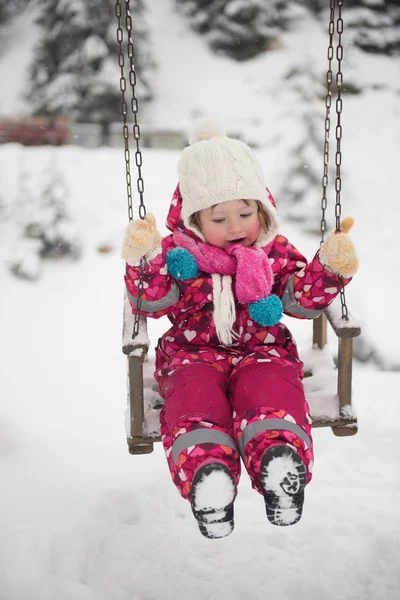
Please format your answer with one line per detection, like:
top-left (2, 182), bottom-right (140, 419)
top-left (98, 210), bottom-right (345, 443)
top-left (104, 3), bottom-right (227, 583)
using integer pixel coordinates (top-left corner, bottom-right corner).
top-left (159, 362), bottom-right (314, 500)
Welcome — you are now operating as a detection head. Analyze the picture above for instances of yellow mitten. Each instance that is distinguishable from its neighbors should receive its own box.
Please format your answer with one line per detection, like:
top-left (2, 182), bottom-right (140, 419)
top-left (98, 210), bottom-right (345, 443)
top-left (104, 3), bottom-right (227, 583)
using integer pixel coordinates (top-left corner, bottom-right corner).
top-left (319, 217), bottom-right (359, 278)
top-left (121, 213), bottom-right (161, 266)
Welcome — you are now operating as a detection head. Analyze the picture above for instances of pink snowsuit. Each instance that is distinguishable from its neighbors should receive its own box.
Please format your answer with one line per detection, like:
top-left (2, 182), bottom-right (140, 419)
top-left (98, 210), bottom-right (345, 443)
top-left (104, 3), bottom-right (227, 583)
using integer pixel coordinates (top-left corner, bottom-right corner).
top-left (125, 185), bottom-right (351, 500)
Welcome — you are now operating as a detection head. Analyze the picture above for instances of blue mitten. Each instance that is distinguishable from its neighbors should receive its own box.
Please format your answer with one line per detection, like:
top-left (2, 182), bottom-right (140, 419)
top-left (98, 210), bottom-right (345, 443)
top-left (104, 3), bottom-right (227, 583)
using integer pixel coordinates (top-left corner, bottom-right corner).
top-left (167, 247), bottom-right (199, 280)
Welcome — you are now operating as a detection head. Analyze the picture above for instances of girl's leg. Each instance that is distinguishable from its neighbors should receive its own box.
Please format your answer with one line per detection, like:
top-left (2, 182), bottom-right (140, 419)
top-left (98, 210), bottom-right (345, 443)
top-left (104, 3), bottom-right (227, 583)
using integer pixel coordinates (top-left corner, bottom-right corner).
top-left (228, 361), bottom-right (313, 525)
top-left (159, 363), bottom-right (241, 538)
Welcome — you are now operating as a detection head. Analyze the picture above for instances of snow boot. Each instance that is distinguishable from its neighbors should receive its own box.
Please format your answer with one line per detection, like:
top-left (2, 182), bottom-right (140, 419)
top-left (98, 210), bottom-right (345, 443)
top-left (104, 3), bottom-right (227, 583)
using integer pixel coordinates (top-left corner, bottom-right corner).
top-left (190, 462), bottom-right (236, 539)
top-left (260, 444), bottom-right (307, 526)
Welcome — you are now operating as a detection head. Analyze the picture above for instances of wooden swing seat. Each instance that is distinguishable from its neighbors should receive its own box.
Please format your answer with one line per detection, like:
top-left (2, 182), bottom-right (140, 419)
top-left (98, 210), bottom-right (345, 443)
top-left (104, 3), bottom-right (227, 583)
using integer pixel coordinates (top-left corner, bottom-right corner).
top-left (122, 296), bottom-right (361, 455)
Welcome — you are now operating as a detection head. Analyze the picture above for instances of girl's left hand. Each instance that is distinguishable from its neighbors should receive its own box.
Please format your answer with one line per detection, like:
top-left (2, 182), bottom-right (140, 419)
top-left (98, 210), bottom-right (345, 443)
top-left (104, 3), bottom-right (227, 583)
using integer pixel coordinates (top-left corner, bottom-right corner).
top-left (320, 217), bottom-right (359, 278)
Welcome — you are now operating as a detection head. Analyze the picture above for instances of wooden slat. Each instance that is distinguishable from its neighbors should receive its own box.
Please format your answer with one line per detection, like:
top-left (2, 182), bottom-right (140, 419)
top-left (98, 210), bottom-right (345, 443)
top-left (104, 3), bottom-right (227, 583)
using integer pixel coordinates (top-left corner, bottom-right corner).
top-left (325, 305), bottom-right (361, 339)
top-left (331, 425), bottom-right (358, 437)
top-left (337, 337), bottom-right (354, 410)
top-left (128, 355), bottom-right (146, 438)
top-left (127, 438), bottom-right (155, 454)
top-left (313, 313), bottom-right (327, 349)
top-left (312, 415), bottom-right (357, 428)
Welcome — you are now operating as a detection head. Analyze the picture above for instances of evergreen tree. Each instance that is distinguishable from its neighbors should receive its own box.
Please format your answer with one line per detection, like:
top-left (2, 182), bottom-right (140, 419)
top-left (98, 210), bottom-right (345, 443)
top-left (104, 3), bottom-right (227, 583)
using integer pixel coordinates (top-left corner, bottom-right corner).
top-left (346, 0), bottom-right (400, 55)
top-left (0, 0), bottom-right (31, 25)
top-left (0, 3), bottom-right (9, 26)
top-left (27, 0), bottom-right (154, 129)
top-left (176, 0), bottom-right (289, 61)
top-left (8, 166), bottom-right (43, 281)
top-left (8, 161), bottom-right (82, 281)
top-left (299, 0), bottom-right (400, 55)
top-left (294, 0), bottom-right (327, 14)
top-left (277, 65), bottom-right (331, 233)
top-left (25, 164), bottom-right (82, 260)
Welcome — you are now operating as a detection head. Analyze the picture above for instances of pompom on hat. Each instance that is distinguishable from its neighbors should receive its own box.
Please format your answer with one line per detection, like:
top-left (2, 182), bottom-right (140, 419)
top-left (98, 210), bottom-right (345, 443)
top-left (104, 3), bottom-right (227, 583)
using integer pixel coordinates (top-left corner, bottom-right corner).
top-left (178, 117), bottom-right (278, 247)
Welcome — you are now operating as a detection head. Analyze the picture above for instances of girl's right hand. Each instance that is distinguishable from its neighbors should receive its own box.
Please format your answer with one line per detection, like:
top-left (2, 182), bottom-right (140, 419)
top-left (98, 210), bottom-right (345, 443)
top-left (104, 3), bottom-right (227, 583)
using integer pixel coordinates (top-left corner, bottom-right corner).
top-left (121, 214), bottom-right (161, 265)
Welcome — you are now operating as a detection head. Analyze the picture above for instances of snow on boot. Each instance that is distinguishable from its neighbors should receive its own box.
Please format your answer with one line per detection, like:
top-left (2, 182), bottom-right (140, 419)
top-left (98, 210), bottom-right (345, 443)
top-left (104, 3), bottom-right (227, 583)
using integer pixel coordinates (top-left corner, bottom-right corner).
top-left (190, 462), bottom-right (236, 539)
top-left (260, 445), bottom-right (307, 526)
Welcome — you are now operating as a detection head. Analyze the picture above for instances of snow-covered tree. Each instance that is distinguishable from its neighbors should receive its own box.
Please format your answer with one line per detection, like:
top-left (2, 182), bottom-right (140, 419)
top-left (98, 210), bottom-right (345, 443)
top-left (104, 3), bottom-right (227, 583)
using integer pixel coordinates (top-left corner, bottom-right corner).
top-left (346, 0), bottom-right (400, 55)
top-left (0, 0), bottom-right (31, 25)
top-left (27, 0), bottom-right (154, 133)
top-left (0, 4), bottom-right (8, 26)
top-left (275, 64), bottom-right (334, 234)
top-left (176, 0), bottom-right (289, 61)
top-left (9, 162), bottom-right (82, 281)
top-left (27, 165), bottom-right (82, 260)
top-left (294, 0), bottom-right (330, 14)
top-left (299, 0), bottom-right (400, 55)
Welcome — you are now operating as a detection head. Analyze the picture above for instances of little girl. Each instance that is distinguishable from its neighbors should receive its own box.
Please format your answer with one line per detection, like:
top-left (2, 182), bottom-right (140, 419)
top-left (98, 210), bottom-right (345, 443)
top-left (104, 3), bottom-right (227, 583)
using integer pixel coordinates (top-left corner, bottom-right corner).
top-left (122, 118), bottom-right (358, 539)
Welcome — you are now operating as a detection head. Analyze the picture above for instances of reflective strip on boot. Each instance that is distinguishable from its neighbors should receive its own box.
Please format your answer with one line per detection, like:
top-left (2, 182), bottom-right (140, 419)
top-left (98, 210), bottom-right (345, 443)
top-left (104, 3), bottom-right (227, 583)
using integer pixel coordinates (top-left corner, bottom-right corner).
top-left (172, 429), bottom-right (238, 464)
top-left (238, 418), bottom-right (311, 456)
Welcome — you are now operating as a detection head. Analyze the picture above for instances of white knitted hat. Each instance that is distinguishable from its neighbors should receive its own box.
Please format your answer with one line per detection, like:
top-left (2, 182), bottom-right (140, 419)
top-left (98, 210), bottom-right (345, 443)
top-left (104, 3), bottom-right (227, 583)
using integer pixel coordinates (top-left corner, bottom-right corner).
top-left (178, 118), bottom-right (278, 246)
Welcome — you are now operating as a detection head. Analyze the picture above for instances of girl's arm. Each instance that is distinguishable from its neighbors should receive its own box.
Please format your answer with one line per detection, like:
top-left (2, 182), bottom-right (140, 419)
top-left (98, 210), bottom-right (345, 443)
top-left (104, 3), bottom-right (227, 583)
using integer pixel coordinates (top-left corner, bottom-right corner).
top-left (271, 235), bottom-right (353, 320)
top-left (124, 225), bottom-right (180, 319)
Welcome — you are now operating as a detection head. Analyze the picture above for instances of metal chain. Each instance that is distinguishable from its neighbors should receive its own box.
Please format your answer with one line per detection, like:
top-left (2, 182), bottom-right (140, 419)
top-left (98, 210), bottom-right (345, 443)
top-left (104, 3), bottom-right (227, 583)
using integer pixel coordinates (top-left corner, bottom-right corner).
top-left (115, 0), bottom-right (146, 338)
top-left (320, 0), bottom-right (348, 320)
top-left (335, 0), bottom-right (349, 320)
top-left (334, 0), bottom-right (344, 233)
top-left (320, 0), bottom-right (336, 244)
top-left (115, 1), bottom-right (133, 222)
top-left (123, 0), bottom-right (146, 220)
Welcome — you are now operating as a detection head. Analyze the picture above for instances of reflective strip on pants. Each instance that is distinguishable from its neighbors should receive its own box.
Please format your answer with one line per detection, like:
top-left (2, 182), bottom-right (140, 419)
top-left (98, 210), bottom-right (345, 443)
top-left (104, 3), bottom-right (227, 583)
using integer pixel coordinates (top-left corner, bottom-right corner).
top-left (239, 418), bottom-right (312, 455)
top-left (171, 428), bottom-right (238, 464)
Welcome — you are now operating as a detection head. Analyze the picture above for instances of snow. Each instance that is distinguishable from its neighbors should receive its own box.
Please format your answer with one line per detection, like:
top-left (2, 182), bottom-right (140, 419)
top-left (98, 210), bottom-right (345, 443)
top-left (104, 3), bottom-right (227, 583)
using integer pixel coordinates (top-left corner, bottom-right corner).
top-left (192, 470), bottom-right (235, 512)
top-left (326, 296), bottom-right (361, 331)
top-left (260, 449), bottom-right (306, 525)
top-left (122, 296), bottom-right (150, 350)
top-left (1, 1), bottom-right (400, 598)
top-left (261, 453), bottom-right (302, 496)
top-left (190, 464), bottom-right (236, 538)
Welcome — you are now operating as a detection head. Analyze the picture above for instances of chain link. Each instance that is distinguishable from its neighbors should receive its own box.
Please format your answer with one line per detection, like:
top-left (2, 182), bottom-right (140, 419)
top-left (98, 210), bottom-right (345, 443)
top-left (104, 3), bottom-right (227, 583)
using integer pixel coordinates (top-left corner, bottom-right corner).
top-left (335, 0), bottom-right (348, 320)
top-left (123, 1), bottom-right (146, 220)
top-left (320, 0), bottom-right (348, 320)
top-left (115, 1), bottom-right (133, 223)
top-left (115, 0), bottom-right (146, 337)
top-left (320, 0), bottom-right (335, 244)
top-left (335, 0), bottom-right (343, 233)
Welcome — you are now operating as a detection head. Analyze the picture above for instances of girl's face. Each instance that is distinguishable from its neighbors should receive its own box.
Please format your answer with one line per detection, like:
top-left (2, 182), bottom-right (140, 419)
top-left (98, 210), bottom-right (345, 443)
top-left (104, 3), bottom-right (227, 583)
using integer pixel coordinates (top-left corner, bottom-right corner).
top-left (198, 199), bottom-right (261, 249)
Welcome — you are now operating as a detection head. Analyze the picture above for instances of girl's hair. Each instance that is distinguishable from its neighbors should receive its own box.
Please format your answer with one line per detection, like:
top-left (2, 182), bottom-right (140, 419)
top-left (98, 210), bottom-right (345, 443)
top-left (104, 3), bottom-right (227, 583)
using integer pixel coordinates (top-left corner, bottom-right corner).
top-left (189, 199), bottom-right (270, 234)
